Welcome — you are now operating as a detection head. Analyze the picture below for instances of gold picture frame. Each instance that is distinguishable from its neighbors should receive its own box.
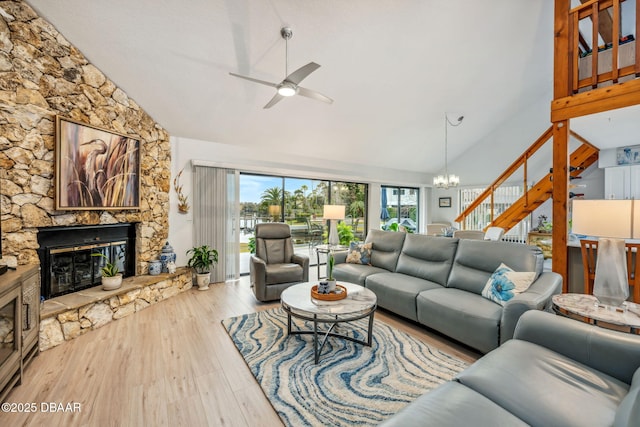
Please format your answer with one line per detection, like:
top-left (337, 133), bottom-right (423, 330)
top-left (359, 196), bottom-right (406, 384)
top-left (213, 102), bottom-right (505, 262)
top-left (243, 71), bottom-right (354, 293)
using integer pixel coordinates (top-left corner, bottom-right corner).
top-left (55, 116), bottom-right (140, 210)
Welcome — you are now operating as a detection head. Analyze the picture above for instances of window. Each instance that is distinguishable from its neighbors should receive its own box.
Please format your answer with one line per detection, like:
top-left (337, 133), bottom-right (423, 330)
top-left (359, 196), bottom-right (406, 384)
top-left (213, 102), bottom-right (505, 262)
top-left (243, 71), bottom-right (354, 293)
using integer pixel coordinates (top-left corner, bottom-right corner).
top-left (239, 173), bottom-right (368, 274)
top-left (381, 186), bottom-right (419, 233)
top-left (458, 185), bottom-right (530, 242)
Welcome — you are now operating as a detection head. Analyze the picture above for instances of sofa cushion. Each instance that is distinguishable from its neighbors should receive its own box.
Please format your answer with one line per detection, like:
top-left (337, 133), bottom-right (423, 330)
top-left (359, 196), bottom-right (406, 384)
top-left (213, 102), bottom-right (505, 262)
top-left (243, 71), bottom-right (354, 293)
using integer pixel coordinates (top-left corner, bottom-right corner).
top-left (395, 234), bottom-right (458, 286)
top-left (417, 288), bottom-right (502, 353)
top-left (365, 229), bottom-right (406, 271)
top-left (447, 240), bottom-right (543, 295)
top-left (481, 263), bottom-right (536, 306)
top-left (265, 263), bottom-right (303, 285)
top-left (346, 242), bottom-right (372, 265)
top-left (456, 339), bottom-right (630, 427)
top-left (332, 263), bottom-right (388, 286)
top-left (378, 381), bottom-right (528, 427)
top-left (366, 272), bottom-right (442, 322)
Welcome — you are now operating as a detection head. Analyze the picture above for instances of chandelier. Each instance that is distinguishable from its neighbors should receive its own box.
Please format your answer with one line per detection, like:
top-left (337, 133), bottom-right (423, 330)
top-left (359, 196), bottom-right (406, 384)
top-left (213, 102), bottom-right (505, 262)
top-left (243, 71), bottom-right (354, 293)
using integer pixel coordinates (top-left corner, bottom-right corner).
top-left (433, 113), bottom-right (463, 189)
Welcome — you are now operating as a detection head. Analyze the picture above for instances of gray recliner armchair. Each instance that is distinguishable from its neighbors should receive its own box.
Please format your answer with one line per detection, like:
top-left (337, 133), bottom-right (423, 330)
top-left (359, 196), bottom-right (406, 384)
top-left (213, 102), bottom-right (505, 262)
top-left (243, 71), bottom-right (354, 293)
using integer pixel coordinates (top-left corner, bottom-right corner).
top-left (250, 223), bottom-right (309, 301)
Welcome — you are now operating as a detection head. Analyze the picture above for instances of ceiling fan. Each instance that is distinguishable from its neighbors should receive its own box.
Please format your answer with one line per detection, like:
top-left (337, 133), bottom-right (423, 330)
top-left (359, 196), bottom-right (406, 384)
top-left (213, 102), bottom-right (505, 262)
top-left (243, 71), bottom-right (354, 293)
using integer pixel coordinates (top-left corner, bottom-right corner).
top-left (229, 27), bottom-right (333, 109)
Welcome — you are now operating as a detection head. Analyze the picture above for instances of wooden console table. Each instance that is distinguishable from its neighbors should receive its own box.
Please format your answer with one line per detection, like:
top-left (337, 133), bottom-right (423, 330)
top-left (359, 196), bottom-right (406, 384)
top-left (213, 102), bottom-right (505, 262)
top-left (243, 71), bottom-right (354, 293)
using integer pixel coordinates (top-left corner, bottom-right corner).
top-left (0, 265), bottom-right (40, 402)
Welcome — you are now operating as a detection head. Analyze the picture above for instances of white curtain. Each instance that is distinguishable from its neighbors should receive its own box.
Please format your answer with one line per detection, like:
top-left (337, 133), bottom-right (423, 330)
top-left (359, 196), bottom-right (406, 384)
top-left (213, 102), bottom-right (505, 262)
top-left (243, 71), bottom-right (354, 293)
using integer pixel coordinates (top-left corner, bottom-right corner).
top-left (193, 165), bottom-right (239, 282)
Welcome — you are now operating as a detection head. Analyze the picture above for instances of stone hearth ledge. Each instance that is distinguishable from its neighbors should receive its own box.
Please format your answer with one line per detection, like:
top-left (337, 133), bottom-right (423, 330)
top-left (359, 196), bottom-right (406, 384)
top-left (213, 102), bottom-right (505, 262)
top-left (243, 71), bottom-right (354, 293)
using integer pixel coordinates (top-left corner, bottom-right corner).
top-left (39, 267), bottom-right (193, 351)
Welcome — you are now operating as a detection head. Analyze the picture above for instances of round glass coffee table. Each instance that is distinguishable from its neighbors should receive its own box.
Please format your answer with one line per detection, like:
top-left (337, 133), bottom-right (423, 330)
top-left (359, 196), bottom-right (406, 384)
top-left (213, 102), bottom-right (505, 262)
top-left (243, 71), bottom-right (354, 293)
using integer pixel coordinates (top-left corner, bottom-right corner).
top-left (281, 281), bottom-right (377, 363)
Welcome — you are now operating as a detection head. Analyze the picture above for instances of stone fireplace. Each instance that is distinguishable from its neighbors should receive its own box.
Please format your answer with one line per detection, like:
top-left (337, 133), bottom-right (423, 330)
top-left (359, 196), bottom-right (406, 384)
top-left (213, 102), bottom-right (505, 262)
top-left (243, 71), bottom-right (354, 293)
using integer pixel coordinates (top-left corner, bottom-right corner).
top-left (0, 1), bottom-right (170, 274)
top-left (37, 224), bottom-right (137, 299)
top-left (0, 2), bottom-right (185, 354)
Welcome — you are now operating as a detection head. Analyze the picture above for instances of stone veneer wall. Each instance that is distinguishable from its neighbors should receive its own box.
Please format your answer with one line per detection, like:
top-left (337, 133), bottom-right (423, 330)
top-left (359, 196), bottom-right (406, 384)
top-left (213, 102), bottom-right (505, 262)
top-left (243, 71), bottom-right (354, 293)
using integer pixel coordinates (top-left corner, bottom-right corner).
top-left (0, 0), bottom-right (170, 273)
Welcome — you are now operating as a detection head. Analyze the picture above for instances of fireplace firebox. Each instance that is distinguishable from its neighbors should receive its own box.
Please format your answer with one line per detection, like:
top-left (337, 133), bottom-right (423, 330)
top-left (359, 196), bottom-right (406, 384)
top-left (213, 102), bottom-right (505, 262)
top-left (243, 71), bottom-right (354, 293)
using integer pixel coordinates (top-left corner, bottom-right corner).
top-left (37, 224), bottom-right (136, 299)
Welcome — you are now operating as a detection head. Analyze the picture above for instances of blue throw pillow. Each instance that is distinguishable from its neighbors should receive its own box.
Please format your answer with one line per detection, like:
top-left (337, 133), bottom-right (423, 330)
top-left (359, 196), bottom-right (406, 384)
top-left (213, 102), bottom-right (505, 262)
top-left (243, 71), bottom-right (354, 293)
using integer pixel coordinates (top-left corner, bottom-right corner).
top-left (481, 263), bottom-right (536, 306)
top-left (346, 242), bottom-right (372, 265)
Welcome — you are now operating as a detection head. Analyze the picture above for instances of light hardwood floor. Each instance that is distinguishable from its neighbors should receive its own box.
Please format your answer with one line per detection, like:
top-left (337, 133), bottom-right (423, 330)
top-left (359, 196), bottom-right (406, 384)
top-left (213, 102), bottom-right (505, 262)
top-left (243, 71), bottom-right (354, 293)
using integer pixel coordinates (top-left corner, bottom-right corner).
top-left (1, 276), bottom-right (480, 426)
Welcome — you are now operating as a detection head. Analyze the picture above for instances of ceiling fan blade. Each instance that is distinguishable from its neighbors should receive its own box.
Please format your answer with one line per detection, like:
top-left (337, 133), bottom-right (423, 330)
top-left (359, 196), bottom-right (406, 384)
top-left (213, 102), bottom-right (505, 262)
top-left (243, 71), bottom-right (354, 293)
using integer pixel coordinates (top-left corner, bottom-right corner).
top-left (263, 93), bottom-right (285, 109)
top-left (285, 62), bottom-right (321, 85)
top-left (229, 72), bottom-right (278, 88)
top-left (297, 86), bottom-right (334, 104)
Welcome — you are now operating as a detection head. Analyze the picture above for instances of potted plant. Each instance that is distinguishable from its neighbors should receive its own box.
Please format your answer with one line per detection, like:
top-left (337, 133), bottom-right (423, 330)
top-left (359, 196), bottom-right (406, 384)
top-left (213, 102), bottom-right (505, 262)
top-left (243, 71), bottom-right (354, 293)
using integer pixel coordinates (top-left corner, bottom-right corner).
top-left (327, 252), bottom-right (336, 292)
top-left (92, 253), bottom-right (123, 291)
top-left (187, 245), bottom-right (219, 290)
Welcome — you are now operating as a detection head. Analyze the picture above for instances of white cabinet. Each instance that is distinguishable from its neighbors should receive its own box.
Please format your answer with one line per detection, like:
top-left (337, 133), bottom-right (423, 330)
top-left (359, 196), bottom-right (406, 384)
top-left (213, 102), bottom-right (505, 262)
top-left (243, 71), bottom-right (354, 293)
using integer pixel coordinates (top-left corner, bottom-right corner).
top-left (604, 165), bottom-right (640, 199)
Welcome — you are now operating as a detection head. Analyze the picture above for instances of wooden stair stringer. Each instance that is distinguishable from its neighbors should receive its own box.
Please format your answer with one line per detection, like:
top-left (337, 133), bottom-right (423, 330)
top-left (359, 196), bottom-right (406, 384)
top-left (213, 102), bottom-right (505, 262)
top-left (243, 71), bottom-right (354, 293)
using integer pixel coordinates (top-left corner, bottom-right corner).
top-left (489, 143), bottom-right (599, 233)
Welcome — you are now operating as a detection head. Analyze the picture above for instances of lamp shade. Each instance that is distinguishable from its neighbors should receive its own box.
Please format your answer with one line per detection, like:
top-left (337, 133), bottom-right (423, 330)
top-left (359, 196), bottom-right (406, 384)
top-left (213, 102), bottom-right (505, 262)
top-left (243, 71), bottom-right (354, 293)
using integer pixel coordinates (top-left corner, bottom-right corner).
top-left (572, 199), bottom-right (640, 238)
top-left (268, 205), bottom-right (281, 216)
top-left (323, 205), bottom-right (345, 220)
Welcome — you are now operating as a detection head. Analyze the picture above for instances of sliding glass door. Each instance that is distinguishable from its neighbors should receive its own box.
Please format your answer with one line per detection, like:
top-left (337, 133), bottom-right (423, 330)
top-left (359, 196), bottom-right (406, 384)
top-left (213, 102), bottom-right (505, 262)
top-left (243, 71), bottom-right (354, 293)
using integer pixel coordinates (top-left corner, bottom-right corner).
top-left (239, 173), bottom-right (367, 275)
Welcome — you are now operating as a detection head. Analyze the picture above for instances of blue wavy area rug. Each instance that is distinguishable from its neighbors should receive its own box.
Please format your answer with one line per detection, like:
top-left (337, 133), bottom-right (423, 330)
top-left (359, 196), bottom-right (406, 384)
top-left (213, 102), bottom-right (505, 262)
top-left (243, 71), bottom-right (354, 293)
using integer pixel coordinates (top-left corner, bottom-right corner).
top-left (222, 308), bottom-right (468, 427)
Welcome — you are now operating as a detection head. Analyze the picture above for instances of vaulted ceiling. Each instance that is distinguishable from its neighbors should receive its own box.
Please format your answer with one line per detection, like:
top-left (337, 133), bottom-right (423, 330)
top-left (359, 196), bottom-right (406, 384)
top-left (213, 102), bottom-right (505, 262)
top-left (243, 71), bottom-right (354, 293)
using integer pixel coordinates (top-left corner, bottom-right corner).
top-left (25, 0), bottom-right (638, 176)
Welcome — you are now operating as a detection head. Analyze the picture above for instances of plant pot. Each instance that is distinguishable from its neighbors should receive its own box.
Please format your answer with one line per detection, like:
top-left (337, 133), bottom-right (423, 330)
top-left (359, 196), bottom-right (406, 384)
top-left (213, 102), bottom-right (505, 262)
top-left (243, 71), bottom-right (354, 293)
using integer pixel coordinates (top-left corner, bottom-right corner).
top-left (196, 272), bottom-right (211, 290)
top-left (327, 280), bottom-right (337, 293)
top-left (149, 259), bottom-right (162, 276)
top-left (102, 274), bottom-right (123, 291)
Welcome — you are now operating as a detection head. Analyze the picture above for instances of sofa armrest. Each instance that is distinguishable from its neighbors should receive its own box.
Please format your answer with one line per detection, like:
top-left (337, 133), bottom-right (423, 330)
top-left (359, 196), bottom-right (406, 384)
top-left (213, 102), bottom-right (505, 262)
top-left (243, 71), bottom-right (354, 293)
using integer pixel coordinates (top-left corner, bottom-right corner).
top-left (500, 272), bottom-right (562, 343)
top-left (514, 310), bottom-right (640, 384)
top-left (292, 254), bottom-right (310, 281)
top-left (250, 255), bottom-right (267, 300)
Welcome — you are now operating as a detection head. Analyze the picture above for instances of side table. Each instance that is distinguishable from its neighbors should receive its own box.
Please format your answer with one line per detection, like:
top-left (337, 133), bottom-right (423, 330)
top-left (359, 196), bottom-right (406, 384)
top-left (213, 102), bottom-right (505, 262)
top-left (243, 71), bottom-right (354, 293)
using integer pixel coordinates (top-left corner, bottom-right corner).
top-left (315, 244), bottom-right (349, 279)
top-left (552, 293), bottom-right (640, 334)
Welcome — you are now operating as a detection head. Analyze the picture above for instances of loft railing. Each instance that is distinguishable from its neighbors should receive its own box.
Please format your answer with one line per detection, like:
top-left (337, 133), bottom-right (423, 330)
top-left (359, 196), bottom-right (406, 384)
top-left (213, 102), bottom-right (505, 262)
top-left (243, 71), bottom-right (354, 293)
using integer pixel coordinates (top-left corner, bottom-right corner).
top-left (455, 126), bottom-right (553, 228)
top-left (570, 0), bottom-right (639, 93)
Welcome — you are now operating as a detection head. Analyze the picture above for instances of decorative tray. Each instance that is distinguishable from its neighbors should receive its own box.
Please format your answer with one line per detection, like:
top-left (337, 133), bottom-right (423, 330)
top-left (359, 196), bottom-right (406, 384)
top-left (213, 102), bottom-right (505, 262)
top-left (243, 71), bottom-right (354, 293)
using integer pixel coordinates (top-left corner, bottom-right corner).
top-left (311, 284), bottom-right (347, 301)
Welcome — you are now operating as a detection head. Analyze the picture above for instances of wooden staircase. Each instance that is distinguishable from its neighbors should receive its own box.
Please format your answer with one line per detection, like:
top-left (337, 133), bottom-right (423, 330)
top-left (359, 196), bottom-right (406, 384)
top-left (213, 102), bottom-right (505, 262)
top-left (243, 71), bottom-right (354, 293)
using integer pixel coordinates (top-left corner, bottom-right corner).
top-left (455, 126), bottom-right (599, 233)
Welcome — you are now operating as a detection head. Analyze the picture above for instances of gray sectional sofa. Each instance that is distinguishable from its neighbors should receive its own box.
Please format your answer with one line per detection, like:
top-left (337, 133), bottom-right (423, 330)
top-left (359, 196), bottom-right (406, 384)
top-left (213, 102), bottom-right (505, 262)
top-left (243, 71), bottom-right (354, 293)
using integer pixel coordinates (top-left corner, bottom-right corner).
top-left (379, 310), bottom-right (640, 427)
top-left (333, 229), bottom-right (562, 353)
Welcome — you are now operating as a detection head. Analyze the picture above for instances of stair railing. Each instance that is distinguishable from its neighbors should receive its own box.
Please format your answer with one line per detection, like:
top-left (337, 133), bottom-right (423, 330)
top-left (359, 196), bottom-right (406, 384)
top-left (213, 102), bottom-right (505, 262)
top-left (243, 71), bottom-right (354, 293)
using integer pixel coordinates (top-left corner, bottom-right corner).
top-left (456, 127), bottom-right (599, 231)
top-left (455, 126), bottom-right (553, 228)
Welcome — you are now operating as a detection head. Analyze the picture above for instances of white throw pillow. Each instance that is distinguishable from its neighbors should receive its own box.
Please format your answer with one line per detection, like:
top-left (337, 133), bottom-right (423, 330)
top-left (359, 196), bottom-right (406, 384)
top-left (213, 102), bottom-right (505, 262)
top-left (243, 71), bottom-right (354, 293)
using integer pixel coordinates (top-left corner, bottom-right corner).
top-left (481, 263), bottom-right (536, 306)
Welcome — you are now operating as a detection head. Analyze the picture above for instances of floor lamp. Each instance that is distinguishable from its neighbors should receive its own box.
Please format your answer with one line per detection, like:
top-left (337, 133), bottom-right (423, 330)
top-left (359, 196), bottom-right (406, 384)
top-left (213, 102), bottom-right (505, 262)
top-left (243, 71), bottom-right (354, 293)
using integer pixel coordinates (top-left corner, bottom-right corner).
top-left (323, 205), bottom-right (345, 246)
top-left (572, 199), bottom-right (639, 307)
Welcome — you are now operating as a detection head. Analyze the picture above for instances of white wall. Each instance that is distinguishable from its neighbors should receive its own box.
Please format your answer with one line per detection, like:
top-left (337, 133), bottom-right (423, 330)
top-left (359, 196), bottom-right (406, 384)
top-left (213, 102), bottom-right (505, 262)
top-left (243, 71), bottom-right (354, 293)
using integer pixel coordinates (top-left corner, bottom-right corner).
top-left (429, 91), bottom-right (610, 228)
top-left (444, 93), bottom-right (552, 187)
top-left (168, 92), bottom-right (609, 260)
top-left (168, 136), bottom-right (428, 265)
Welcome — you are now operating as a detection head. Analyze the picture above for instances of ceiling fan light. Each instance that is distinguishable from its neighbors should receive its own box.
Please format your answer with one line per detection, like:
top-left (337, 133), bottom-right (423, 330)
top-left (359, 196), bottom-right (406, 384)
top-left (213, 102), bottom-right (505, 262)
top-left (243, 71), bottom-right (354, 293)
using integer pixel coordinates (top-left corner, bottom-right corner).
top-left (277, 83), bottom-right (297, 97)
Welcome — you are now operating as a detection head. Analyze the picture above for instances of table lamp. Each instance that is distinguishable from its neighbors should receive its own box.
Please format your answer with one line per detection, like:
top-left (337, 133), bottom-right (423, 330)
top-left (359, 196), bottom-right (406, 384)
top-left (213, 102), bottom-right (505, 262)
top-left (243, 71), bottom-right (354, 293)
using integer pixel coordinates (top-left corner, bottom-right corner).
top-left (268, 205), bottom-right (281, 222)
top-left (572, 199), bottom-right (639, 307)
top-left (323, 205), bottom-right (345, 246)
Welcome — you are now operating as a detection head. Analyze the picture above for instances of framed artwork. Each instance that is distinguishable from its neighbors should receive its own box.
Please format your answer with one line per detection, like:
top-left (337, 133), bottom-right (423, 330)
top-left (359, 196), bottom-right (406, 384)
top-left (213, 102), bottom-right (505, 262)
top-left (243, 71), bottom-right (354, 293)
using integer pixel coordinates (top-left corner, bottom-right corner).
top-left (55, 116), bottom-right (140, 210)
top-left (439, 197), bottom-right (452, 208)
top-left (617, 145), bottom-right (640, 165)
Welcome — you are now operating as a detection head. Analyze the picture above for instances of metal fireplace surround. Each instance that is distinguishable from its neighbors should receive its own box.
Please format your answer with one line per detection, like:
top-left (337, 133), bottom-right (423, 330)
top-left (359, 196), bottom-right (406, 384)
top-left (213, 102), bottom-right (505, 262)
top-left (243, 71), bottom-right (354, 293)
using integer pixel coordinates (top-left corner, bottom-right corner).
top-left (37, 223), bottom-right (136, 299)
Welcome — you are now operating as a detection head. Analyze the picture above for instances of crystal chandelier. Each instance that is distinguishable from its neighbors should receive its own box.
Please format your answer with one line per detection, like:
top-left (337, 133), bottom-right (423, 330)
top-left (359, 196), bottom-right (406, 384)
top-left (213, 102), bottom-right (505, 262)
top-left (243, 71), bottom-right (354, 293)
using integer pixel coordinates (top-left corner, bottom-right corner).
top-left (433, 113), bottom-right (463, 189)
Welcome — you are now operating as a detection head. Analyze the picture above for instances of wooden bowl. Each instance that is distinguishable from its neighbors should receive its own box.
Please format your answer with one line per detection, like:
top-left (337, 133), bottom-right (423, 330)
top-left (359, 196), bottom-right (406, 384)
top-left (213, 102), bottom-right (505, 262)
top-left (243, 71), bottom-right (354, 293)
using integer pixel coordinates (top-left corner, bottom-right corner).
top-left (311, 284), bottom-right (347, 301)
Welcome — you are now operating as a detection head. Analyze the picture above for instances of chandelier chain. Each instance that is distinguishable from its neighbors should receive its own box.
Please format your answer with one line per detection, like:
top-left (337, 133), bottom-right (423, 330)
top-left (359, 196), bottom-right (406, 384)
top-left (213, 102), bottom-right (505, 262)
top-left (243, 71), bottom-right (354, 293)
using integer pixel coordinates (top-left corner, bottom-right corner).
top-left (434, 113), bottom-right (463, 189)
